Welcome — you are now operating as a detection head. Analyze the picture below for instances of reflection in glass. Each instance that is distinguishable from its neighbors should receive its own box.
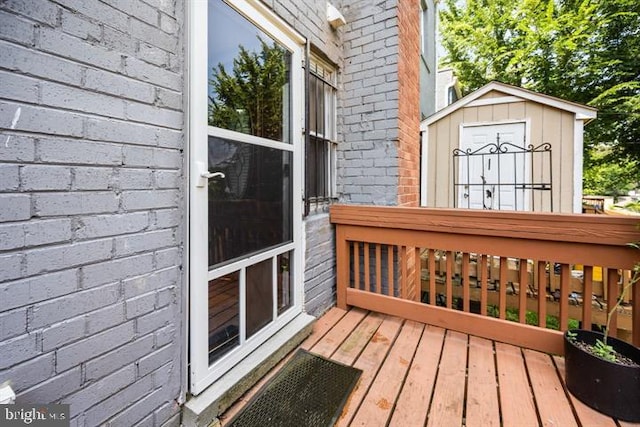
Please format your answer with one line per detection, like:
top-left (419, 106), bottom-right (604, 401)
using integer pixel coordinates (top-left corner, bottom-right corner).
top-left (208, 272), bottom-right (240, 364)
top-left (277, 252), bottom-right (292, 314)
top-left (207, 136), bottom-right (293, 267)
top-left (208, 0), bottom-right (291, 142)
top-left (246, 259), bottom-right (273, 338)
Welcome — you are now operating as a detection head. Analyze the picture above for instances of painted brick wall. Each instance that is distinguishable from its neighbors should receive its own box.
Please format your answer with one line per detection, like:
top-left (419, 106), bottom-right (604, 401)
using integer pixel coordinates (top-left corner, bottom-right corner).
top-left (340, 0), bottom-right (401, 206)
top-left (397, 0), bottom-right (421, 207)
top-left (0, 1), bottom-right (184, 426)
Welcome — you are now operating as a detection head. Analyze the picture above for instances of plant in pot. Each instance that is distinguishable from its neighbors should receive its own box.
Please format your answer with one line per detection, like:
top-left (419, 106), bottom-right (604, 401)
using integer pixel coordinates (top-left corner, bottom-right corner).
top-left (564, 241), bottom-right (640, 422)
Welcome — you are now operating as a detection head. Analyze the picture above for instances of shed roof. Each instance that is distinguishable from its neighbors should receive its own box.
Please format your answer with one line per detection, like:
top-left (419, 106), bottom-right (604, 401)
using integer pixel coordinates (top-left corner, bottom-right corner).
top-left (420, 81), bottom-right (597, 131)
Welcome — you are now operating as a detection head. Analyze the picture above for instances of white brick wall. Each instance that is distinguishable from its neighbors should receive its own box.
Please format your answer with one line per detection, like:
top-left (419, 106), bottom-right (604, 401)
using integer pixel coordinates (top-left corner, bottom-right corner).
top-left (0, 0), bottom-right (184, 425)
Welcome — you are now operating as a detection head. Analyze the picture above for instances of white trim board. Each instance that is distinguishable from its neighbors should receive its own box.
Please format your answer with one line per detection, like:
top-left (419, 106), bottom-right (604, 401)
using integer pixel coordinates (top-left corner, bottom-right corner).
top-left (421, 81), bottom-right (597, 131)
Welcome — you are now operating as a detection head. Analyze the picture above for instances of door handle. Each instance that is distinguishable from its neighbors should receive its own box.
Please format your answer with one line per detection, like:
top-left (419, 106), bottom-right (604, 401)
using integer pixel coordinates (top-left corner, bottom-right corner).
top-left (201, 171), bottom-right (225, 179)
top-left (195, 161), bottom-right (225, 188)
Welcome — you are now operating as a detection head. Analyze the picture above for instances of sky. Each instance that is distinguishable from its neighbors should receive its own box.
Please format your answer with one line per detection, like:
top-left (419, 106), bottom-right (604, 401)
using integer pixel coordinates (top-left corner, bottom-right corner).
top-left (208, 0), bottom-right (275, 83)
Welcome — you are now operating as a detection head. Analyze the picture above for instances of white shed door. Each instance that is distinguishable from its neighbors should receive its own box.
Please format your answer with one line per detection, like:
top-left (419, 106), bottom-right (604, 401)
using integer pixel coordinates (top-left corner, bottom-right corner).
top-left (458, 122), bottom-right (529, 211)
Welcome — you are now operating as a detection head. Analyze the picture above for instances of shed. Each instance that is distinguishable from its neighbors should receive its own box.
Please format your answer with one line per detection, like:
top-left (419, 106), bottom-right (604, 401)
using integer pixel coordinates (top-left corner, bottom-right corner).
top-left (420, 81), bottom-right (597, 213)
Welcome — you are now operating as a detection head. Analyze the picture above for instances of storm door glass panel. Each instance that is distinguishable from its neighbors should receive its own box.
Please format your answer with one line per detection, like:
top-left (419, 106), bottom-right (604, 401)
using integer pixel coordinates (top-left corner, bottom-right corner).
top-left (208, 272), bottom-right (240, 363)
top-left (277, 251), bottom-right (292, 314)
top-left (246, 259), bottom-right (273, 338)
top-left (208, 0), bottom-right (292, 143)
top-left (207, 136), bottom-right (293, 267)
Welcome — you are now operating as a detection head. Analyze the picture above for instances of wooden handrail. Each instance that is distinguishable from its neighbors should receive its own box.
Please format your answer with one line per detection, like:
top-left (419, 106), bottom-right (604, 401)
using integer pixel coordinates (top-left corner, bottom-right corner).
top-left (331, 205), bottom-right (640, 354)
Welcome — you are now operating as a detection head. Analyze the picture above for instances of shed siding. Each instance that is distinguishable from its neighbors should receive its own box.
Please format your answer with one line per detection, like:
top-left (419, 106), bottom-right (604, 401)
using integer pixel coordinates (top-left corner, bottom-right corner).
top-left (427, 97), bottom-right (577, 213)
top-left (0, 1), bottom-right (185, 426)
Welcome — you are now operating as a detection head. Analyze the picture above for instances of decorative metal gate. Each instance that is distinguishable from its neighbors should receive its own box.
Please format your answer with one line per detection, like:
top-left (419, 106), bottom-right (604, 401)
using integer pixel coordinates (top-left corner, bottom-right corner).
top-left (453, 134), bottom-right (552, 211)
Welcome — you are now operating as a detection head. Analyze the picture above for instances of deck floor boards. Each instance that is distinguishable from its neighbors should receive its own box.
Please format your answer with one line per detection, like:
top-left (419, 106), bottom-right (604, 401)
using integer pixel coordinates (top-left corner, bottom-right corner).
top-left (465, 336), bottom-right (500, 427)
top-left (220, 308), bottom-right (638, 426)
top-left (350, 320), bottom-right (423, 426)
top-left (388, 325), bottom-right (444, 427)
top-left (495, 342), bottom-right (539, 427)
top-left (524, 348), bottom-right (578, 427)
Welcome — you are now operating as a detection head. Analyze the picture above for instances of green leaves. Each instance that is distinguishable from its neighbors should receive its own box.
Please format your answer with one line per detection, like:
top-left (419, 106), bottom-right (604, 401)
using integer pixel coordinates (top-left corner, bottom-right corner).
top-left (209, 38), bottom-right (288, 140)
top-left (439, 0), bottom-right (640, 177)
top-left (594, 339), bottom-right (617, 363)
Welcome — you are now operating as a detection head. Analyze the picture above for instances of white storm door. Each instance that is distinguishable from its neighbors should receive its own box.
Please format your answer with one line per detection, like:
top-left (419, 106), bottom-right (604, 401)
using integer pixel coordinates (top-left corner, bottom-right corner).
top-left (189, 0), bottom-right (304, 395)
top-left (459, 122), bottom-right (528, 211)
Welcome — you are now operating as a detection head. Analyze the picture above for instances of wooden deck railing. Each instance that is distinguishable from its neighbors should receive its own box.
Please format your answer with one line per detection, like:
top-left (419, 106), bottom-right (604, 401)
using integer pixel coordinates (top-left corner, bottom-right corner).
top-left (330, 205), bottom-right (640, 355)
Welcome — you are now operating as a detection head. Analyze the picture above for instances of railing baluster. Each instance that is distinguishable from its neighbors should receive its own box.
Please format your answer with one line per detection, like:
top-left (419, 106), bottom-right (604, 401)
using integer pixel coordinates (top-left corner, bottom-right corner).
top-left (499, 257), bottom-right (507, 319)
top-left (428, 249), bottom-right (436, 305)
top-left (446, 251), bottom-right (453, 309)
top-left (354, 242), bottom-right (360, 291)
top-left (537, 261), bottom-right (547, 328)
top-left (480, 254), bottom-right (488, 316)
top-left (633, 270), bottom-right (640, 346)
top-left (519, 259), bottom-right (528, 324)
top-left (375, 244), bottom-right (382, 295)
top-left (462, 252), bottom-right (470, 312)
top-left (364, 243), bottom-right (370, 292)
top-left (582, 266), bottom-right (593, 331)
top-left (387, 246), bottom-right (394, 297)
top-left (559, 263), bottom-right (570, 331)
top-left (607, 268), bottom-right (620, 338)
top-left (414, 247), bottom-right (422, 302)
top-left (400, 246), bottom-right (407, 299)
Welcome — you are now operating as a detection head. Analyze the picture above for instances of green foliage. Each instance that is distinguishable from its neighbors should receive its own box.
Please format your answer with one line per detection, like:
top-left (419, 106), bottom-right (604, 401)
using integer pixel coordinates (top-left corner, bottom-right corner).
top-left (622, 201), bottom-right (640, 213)
top-left (583, 146), bottom-right (638, 196)
top-left (209, 38), bottom-right (288, 140)
top-left (439, 0), bottom-right (640, 175)
top-left (486, 305), bottom-right (578, 330)
top-left (593, 339), bottom-right (617, 362)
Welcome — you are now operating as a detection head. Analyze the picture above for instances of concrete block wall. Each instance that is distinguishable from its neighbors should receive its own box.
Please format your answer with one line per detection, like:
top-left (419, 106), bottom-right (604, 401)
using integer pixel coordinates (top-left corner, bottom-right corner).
top-left (0, 0), bottom-right (184, 426)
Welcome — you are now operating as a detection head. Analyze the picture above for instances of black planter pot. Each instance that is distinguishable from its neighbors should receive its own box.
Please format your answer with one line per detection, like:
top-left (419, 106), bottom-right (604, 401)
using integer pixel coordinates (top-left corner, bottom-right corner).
top-left (564, 329), bottom-right (640, 422)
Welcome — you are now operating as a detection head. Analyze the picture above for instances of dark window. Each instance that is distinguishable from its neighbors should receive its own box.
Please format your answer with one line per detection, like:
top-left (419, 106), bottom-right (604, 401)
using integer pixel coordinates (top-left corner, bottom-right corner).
top-left (207, 136), bottom-right (293, 267)
top-left (305, 58), bottom-right (337, 214)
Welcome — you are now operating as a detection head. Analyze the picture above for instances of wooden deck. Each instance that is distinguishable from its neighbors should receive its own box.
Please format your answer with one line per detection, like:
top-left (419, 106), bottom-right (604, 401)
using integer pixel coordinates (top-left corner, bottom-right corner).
top-left (219, 307), bottom-right (640, 427)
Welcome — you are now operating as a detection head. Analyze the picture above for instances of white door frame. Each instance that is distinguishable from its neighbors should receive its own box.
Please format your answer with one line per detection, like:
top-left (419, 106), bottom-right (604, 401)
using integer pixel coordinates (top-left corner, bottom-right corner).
top-left (188, 0), bottom-right (305, 395)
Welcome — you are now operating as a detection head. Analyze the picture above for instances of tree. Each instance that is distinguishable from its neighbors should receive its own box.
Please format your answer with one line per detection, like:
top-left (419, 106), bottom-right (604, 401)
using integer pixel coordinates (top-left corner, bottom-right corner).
top-left (583, 145), bottom-right (638, 198)
top-left (439, 0), bottom-right (640, 177)
top-left (209, 38), bottom-right (288, 141)
top-left (207, 39), bottom-right (290, 202)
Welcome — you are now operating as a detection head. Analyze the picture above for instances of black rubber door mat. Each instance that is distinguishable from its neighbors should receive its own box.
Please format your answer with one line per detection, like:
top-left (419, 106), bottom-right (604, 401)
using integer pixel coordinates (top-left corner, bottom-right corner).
top-left (228, 349), bottom-right (362, 427)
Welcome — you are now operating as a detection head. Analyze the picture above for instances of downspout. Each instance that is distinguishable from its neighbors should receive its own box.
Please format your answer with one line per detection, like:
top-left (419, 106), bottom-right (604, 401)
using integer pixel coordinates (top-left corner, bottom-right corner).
top-left (303, 40), bottom-right (310, 216)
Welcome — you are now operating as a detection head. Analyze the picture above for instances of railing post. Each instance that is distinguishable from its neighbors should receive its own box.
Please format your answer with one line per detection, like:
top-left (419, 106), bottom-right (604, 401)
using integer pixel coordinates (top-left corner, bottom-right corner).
top-left (336, 225), bottom-right (349, 310)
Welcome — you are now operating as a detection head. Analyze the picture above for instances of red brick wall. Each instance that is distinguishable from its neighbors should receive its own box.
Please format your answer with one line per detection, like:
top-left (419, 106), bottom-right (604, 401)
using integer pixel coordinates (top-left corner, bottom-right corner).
top-left (397, 0), bottom-right (421, 207)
